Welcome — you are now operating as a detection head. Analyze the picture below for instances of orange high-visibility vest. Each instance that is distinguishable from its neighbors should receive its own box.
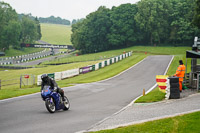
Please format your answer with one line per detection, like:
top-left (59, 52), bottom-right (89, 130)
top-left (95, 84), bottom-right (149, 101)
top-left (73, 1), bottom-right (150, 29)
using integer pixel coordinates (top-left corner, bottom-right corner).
top-left (174, 65), bottom-right (186, 81)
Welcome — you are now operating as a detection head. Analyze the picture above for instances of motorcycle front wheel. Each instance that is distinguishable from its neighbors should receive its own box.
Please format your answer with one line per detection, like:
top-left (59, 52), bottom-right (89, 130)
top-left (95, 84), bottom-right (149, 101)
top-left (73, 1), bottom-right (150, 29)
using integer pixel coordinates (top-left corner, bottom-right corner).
top-left (45, 97), bottom-right (56, 113)
top-left (63, 96), bottom-right (70, 111)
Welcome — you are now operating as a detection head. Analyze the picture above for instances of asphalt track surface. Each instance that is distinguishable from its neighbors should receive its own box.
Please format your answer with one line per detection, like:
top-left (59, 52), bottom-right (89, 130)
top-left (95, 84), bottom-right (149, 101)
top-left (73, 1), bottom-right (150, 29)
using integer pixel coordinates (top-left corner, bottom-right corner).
top-left (15, 50), bottom-right (66, 66)
top-left (0, 55), bottom-right (173, 133)
top-left (0, 40), bottom-right (62, 66)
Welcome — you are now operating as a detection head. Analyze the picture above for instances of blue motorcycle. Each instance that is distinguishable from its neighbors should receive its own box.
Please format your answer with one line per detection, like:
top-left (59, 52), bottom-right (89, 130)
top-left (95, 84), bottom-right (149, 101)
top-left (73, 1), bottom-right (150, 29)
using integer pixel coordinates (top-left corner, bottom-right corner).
top-left (41, 85), bottom-right (70, 113)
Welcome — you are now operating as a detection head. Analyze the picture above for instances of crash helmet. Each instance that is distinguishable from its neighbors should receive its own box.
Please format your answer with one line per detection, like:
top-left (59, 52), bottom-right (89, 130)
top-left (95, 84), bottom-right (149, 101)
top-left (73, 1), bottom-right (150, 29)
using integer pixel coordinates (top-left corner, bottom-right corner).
top-left (41, 74), bottom-right (48, 82)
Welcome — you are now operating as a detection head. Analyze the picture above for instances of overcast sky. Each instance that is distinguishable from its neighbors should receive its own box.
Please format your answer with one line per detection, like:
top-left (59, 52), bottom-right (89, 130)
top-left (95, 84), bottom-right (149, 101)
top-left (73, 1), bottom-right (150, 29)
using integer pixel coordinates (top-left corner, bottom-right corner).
top-left (2, 0), bottom-right (140, 21)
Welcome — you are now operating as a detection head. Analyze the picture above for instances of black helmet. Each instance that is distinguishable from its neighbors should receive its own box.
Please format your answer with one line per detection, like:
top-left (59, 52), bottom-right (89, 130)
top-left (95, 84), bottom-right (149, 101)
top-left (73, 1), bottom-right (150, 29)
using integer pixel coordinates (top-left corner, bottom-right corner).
top-left (179, 60), bottom-right (183, 65)
top-left (41, 74), bottom-right (48, 82)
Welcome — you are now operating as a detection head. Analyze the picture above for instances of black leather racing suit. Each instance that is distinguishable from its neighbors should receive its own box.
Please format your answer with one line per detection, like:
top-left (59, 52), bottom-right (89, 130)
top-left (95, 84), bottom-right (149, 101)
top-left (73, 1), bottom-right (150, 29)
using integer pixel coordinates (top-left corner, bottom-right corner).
top-left (41, 76), bottom-right (65, 99)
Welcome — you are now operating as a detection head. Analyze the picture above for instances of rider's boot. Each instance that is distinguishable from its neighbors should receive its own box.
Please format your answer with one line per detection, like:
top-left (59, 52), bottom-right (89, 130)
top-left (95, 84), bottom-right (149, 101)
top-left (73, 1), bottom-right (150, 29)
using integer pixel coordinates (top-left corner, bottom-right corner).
top-left (62, 96), bottom-right (65, 101)
top-left (60, 91), bottom-right (65, 101)
top-left (58, 88), bottom-right (65, 101)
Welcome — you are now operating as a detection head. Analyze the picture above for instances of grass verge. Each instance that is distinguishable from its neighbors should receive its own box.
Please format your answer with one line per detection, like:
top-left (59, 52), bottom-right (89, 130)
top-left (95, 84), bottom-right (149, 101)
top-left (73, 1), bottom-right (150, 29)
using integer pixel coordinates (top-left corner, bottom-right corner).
top-left (0, 46), bottom-right (191, 100)
top-left (135, 87), bottom-right (165, 103)
top-left (135, 54), bottom-right (191, 103)
top-left (91, 111), bottom-right (200, 133)
top-left (40, 23), bottom-right (72, 45)
top-left (57, 54), bottom-right (146, 87)
top-left (1, 47), bottom-right (44, 57)
top-left (0, 54), bottom-right (146, 100)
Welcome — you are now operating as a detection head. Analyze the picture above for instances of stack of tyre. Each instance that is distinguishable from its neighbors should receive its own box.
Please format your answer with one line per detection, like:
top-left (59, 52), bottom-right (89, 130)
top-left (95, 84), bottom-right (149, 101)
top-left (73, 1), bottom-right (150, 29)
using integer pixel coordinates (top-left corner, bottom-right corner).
top-left (169, 77), bottom-right (180, 99)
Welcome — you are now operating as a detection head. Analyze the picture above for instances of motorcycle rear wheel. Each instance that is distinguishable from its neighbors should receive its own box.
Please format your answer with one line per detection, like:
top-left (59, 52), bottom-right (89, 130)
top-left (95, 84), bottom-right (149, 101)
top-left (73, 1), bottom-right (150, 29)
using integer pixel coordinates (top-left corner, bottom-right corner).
top-left (63, 96), bottom-right (70, 110)
top-left (45, 97), bottom-right (56, 113)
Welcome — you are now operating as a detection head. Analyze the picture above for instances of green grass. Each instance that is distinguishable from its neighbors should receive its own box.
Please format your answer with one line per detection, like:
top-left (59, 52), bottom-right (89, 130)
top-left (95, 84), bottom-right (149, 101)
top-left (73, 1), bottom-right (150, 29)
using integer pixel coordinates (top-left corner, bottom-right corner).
top-left (0, 46), bottom-right (191, 100)
top-left (1, 23), bottom-right (71, 57)
top-left (135, 53), bottom-right (192, 103)
top-left (0, 60), bottom-right (100, 87)
top-left (129, 46), bottom-right (190, 55)
top-left (0, 86), bottom-right (40, 100)
top-left (0, 54), bottom-right (146, 99)
top-left (0, 22), bottom-right (195, 132)
top-left (40, 23), bottom-right (72, 45)
top-left (91, 111), bottom-right (200, 133)
top-left (57, 54), bottom-right (146, 87)
top-left (42, 46), bottom-right (191, 65)
top-left (42, 49), bottom-right (130, 65)
top-left (1, 47), bottom-right (44, 57)
top-left (135, 87), bottom-right (166, 103)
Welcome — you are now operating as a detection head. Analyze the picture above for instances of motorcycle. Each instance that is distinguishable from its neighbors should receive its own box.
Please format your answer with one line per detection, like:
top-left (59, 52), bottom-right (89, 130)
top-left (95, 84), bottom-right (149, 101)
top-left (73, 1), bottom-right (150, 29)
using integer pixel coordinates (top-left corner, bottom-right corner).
top-left (41, 85), bottom-right (70, 113)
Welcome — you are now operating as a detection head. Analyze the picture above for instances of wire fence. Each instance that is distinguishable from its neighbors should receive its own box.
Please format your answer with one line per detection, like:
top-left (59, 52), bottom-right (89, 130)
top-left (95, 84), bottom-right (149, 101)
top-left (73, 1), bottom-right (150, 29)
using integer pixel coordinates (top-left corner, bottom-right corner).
top-left (0, 74), bottom-right (35, 90)
top-left (0, 78), bottom-right (20, 90)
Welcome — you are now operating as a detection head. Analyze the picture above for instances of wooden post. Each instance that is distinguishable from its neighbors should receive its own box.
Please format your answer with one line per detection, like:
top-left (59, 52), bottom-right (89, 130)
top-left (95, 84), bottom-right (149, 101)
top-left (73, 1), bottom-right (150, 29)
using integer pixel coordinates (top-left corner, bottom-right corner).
top-left (0, 79), bottom-right (1, 90)
top-left (143, 89), bottom-right (145, 96)
top-left (20, 76), bottom-right (22, 88)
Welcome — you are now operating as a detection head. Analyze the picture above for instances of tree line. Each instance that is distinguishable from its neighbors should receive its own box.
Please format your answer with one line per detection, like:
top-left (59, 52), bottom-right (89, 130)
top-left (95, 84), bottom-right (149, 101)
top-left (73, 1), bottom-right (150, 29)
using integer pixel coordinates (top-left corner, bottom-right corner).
top-left (0, 2), bottom-right (41, 51)
top-left (71, 0), bottom-right (200, 54)
top-left (39, 16), bottom-right (84, 25)
top-left (39, 16), bottom-right (71, 25)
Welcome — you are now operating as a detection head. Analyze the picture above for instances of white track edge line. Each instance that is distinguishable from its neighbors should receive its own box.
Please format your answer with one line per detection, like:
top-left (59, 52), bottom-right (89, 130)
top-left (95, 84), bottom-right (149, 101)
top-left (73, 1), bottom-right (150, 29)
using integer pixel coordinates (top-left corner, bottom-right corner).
top-left (84, 55), bottom-right (174, 132)
top-left (0, 56), bottom-right (147, 102)
top-left (88, 109), bottom-right (200, 132)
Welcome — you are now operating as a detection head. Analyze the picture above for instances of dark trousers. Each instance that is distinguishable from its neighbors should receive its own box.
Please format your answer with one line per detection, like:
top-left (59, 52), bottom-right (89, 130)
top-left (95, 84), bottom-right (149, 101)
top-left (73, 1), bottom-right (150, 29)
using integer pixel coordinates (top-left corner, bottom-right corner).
top-left (56, 88), bottom-right (64, 98)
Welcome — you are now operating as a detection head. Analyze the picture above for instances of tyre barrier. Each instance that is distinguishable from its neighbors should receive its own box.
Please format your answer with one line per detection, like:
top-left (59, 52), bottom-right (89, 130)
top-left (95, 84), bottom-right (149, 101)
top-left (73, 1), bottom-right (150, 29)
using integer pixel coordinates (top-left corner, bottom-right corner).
top-left (0, 49), bottom-right (47, 63)
top-left (0, 53), bottom-right (51, 65)
top-left (168, 77), bottom-right (180, 99)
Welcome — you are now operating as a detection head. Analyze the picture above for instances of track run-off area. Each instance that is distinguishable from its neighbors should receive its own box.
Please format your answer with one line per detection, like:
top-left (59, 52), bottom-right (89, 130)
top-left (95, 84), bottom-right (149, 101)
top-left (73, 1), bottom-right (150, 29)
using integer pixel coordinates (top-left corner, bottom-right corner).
top-left (0, 55), bottom-right (173, 133)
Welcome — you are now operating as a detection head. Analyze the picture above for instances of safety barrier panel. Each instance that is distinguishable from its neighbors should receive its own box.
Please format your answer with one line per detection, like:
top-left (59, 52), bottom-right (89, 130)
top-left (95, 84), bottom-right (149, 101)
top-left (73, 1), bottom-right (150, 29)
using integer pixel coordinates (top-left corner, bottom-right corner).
top-left (80, 66), bottom-right (91, 74)
top-left (37, 73), bottom-right (55, 85)
top-left (54, 72), bottom-right (62, 81)
top-left (95, 63), bottom-right (99, 70)
top-left (62, 68), bottom-right (79, 79)
top-left (37, 51), bottom-right (132, 85)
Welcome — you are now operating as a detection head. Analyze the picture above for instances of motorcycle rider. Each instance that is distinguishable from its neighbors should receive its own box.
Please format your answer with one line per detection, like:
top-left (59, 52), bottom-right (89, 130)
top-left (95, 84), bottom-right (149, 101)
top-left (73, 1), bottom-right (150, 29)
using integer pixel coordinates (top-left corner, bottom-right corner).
top-left (41, 74), bottom-right (65, 101)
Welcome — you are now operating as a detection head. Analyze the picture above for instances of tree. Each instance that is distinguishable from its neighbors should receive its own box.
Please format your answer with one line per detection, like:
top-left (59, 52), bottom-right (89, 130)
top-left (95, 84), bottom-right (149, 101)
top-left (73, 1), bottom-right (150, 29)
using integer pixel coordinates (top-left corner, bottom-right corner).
top-left (0, 2), bottom-right (21, 51)
top-left (71, 6), bottom-right (111, 53)
top-left (2, 20), bottom-right (21, 49)
top-left (71, 0), bottom-right (200, 53)
top-left (0, 2), bottom-right (42, 52)
top-left (35, 17), bottom-right (42, 40)
top-left (108, 4), bottom-right (141, 48)
top-left (71, 20), bottom-right (88, 53)
top-left (72, 19), bottom-right (77, 25)
top-left (193, 0), bottom-right (200, 29)
top-left (20, 15), bottom-right (39, 43)
top-left (169, 0), bottom-right (198, 44)
top-left (135, 0), bottom-right (171, 45)
top-left (39, 16), bottom-right (71, 25)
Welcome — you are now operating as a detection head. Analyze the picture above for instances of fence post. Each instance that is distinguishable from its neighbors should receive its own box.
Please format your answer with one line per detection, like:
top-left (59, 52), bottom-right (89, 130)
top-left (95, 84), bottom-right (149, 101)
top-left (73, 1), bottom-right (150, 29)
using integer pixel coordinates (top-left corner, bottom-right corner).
top-left (33, 75), bottom-right (35, 86)
top-left (20, 76), bottom-right (22, 88)
top-left (0, 79), bottom-right (1, 90)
